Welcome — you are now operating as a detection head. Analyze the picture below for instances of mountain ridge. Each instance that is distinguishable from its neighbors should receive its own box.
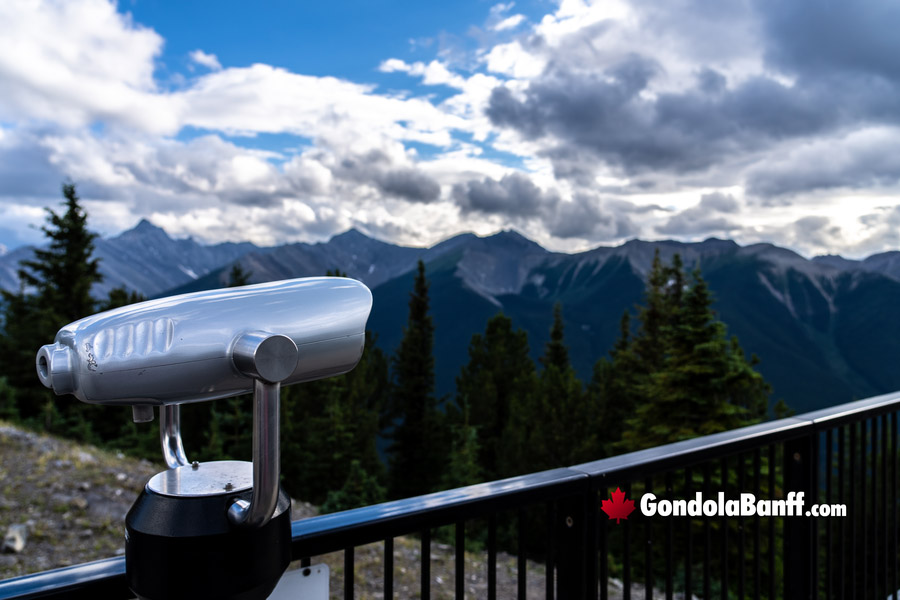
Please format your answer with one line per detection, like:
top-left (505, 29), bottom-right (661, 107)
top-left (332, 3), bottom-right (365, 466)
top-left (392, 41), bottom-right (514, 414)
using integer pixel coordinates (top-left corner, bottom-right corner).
top-left (3, 222), bottom-right (900, 413)
top-left (3, 220), bottom-right (898, 299)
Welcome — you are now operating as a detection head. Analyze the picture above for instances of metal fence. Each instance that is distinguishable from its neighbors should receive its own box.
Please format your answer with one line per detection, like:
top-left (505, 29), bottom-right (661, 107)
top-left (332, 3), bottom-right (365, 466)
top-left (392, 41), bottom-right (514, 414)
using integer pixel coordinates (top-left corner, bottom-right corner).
top-left (2, 390), bottom-right (899, 600)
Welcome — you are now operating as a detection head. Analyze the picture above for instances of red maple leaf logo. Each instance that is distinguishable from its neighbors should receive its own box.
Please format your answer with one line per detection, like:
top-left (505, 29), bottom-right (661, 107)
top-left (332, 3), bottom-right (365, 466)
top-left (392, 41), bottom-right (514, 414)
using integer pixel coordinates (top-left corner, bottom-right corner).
top-left (601, 487), bottom-right (636, 524)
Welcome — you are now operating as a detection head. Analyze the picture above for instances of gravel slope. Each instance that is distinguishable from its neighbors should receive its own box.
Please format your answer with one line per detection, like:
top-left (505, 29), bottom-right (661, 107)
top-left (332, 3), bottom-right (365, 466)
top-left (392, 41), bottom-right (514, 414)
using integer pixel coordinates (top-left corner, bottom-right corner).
top-left (1, 422), bottom-right (675, 599)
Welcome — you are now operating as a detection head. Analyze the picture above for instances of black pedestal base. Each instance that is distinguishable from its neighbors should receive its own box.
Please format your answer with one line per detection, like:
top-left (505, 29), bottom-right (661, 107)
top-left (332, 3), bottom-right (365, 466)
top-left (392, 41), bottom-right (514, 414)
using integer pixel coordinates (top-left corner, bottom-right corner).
top-left (125, 486), bottom-right (291, 600)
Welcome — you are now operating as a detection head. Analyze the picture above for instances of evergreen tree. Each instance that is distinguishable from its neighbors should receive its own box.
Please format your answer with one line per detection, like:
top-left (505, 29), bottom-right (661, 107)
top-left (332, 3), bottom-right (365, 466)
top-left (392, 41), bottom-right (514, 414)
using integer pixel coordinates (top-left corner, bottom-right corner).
top-left (101, 286), bottom-right (146, 311)
top-left (619, 265), bottom-right (769, 451)
top-left (321, 459), bottom-right (387, 514)
top-left (441, 402), bottom-right (482, 490)
top-left (227, 262), bottom-right (252, 287)
top-left (279, 330), bottom-right (388, 504)
top-left (505, 303), bottom-right (596, 474)
top-left (0, 183), bottom-right (103, 431)
top-left (541, 303), bottom-right (569, 370)
top-left (454, 312), bottom-right (536, 481)
top-left (276, 269), bottom-right (388, 503)
top-left (591, 310), bottom-right (642, 456)
top-left (18, 183), bottom-right (102, 324)
top-left (0, 285), bottom-right (49, 417)
top-left (385, 260), bottom-right (446, 498)
top-left (631, 250), bottom-right (674, 373)
top-left (0, 377), bottom-right (18, 421)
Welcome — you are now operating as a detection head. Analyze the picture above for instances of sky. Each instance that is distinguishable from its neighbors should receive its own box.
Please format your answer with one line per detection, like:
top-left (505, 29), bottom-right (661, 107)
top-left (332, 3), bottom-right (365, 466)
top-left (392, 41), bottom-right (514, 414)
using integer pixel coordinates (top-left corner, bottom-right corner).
top-left (2, 0), bottom-right (900, 259)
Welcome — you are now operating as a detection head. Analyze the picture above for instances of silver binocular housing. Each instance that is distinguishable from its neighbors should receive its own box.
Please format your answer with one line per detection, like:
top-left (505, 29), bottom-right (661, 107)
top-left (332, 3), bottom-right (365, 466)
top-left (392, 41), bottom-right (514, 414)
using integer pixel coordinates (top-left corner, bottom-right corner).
top-left (34, 276), bottom-right (373, 531)
top-left (36, 277), bottom-right (372, 406)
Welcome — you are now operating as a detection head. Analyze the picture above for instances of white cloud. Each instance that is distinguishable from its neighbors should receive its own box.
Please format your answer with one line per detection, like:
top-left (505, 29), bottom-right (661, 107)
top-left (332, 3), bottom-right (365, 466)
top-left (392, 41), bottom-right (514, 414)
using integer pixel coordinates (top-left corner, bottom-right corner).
top-left (1, 0), bottom-right (899, 260)
top-left (378, 59), bottom-right (466, 88)
top-left (0, 0), bottom-right (175, 133)
top-left (379, 58), bottom-right (410, 73)
top-left (484, 41), bottom-right (546, 78)
top-left (493, 14), bottom-right (526, 32)
top-left (190, 49), bottom-right (222, 71)
top-left (178, 64), bottom-right (468, 148)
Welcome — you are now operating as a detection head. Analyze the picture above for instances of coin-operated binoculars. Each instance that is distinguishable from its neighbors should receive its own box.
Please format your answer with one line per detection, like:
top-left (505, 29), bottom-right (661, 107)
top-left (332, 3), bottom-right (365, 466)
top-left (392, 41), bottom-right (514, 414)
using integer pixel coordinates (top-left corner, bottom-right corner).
top-left (35, 277), bottom-right (373, 600)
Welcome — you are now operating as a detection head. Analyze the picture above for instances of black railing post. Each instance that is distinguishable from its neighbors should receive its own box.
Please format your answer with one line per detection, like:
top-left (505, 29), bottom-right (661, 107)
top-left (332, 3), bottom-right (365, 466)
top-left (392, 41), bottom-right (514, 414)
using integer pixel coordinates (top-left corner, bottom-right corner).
top-left (784, 433), bottom-right (815, 600)
top-left (555, 492), bottom-right (588, 600)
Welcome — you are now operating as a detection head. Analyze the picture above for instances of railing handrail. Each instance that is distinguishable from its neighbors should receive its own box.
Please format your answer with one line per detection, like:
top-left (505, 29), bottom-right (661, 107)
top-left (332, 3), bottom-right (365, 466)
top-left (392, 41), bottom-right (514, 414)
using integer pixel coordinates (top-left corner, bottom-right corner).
top-left (0, 557), bottom-right (127, 600)
top-left (3, 389), bottom-right (900, 599)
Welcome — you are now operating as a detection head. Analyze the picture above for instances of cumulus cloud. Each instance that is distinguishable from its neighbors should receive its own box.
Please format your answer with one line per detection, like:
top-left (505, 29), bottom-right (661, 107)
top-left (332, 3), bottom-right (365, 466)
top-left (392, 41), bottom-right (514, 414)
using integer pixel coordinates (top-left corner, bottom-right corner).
top-left (546, 194), bottom-right (639, 240)
top-left (0, 0), bottom-right (174, 133)
top-left (493, 14), bottom-right (526, 32)
top-left (757, 0), bottom-right (900, 82)
top-left (330, 148), bottom-right (442, 203)
top-left (378, 59), bottom-right (466, 88)
top-left (190, 49), bottom-right (222, 71)
top-left (486, 54), bottom-right (857, 179)
top-left (746, 127), bottom-right (900, 198)
top-left (482, 0), bottom-right (900, 203)
top-left (485, 2), bottom-right (527, 32)
top-left (791, 215), bottom-right (844, 251)
top-left (655, 193), bottom-right (743, 236)
top-left (452, 172), bottom-right (557, 217)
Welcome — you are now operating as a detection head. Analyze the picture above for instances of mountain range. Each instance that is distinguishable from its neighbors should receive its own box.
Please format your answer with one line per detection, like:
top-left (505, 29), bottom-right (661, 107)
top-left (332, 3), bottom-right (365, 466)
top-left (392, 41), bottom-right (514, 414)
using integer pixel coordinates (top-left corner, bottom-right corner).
top-left (3, 220), bottom-right (900, 414)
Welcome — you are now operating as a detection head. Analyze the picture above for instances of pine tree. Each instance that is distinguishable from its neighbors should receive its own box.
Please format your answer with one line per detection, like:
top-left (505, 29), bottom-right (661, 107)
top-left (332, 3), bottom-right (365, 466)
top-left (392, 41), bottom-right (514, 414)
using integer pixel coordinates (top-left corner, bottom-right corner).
top-left (101, 286), bottom-right (146, 311)
top-left (227, 262), bottom-right (252, 287)
top-left (321, 459), bottom-right (387, 514)
top-left (276, 269), bottom-right (388, 504)
top-left (0, 286), bottom-right (48, 416)
top-left (505, 303), bottom-right (596, 474)
top-left (454, 312), bottom-right (536, 481)
top-left (592, 310), bottom-right (642, 456)
top-left (0, 183), bottom-right (103, 431)
top-left (18, 183), bottom-right (102, 324)
top-left (0, 377), bottom-right (18, 420)
top-left (441, 402), bottom-right (482, 490)
top-left (631, 250), bottom-right (673, 373)
top-left (541, 303), bottom-right (569, 370)
top-left (279, 330), bottom-right (389, 504)
top-left (385, 260), bottom-right (447, 498)
top-left (619, 265), bottom-right (769, 451)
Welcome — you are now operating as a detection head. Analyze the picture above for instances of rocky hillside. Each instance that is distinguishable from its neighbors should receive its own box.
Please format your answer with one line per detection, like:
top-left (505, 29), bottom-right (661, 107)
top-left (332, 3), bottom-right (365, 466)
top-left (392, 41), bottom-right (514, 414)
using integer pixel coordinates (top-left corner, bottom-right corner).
top-left (0, 422), bottom-right (679, 599)
top-left (0, 421), bottom-right (159, 579)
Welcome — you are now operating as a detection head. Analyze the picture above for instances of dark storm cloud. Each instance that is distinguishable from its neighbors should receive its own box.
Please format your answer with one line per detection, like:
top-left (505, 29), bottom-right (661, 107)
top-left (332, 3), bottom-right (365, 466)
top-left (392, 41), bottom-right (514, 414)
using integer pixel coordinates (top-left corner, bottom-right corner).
top-left (697, 192), bottom-right (739, 213)
top-left (655, 193), bottom-right (742, 236)
top-left (452, 172), bottom-right (557, 217)
top-left (0, 131), bottom-right (67, 199)
top-left (853, 206), bottom-right (900, 252)
top-left (487, 56), bottom-right (847, 177)
top-left (757, 0), bottom-right (900, 82)
top-left (547, 194), bottom-right (639, 240)
top-left (376, 168), bottom-right (441, 203)
top-left (793, 215), bottom-right (842, 249)
top-left (333, 150), bottom-right (441, 203)
top-left (486, 0), bottom-right (900, 196)
top-left (795, 216), bottom-right (830, 234)
top-left (745, 131), bottom-right (900, 198)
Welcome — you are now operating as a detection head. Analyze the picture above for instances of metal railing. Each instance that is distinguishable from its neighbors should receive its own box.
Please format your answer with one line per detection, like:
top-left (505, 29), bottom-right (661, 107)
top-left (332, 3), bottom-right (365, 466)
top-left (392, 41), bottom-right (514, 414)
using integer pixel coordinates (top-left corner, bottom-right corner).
top-left (2, 390), bottom-right (899, 599)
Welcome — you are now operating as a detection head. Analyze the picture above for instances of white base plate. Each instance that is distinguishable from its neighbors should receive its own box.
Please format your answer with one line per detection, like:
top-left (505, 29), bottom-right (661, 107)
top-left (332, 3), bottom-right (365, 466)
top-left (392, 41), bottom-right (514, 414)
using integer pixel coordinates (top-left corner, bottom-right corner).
top-left (268, 564), bottom-right (329, 599)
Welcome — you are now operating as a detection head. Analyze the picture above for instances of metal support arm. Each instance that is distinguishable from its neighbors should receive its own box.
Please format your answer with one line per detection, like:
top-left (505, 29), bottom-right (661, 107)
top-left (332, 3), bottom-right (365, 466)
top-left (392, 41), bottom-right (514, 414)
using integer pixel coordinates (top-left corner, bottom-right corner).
top-left (160, 405), bottom-right (190, 469)
top-left (227, 379), bottom-right (281, 528)
top-left (226, 332), bottom-right (297, 528)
